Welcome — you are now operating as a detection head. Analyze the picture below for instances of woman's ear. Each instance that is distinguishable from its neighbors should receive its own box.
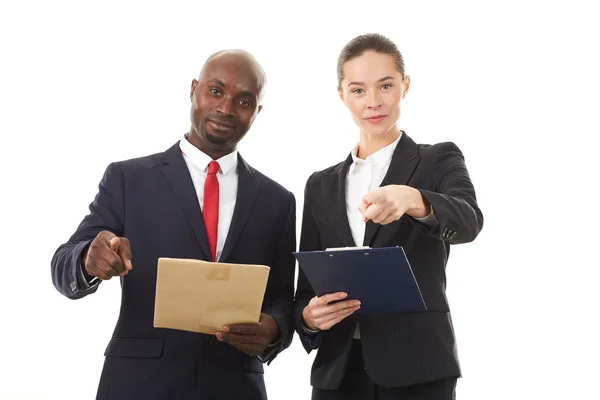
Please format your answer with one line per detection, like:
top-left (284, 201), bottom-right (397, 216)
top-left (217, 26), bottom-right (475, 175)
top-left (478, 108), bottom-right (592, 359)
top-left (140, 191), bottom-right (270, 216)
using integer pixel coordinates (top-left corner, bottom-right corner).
top-left (338, 87), bottom-right (346, 104)
top-left (402, 76), bottom-right (411, 99)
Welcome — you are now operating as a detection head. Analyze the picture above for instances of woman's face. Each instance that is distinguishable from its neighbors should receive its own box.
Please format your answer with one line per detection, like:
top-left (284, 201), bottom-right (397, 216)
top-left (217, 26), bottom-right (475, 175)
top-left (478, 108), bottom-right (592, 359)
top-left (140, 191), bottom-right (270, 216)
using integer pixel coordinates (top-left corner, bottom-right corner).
top-left (339, 51), bottom-right (410, 139)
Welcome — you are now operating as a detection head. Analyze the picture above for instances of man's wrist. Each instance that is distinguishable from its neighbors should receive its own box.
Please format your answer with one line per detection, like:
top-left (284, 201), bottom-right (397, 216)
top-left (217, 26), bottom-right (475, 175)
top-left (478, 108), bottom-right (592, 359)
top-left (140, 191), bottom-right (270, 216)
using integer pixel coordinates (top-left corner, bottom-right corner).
top-left (80, 250), bottom-right (95, 283)
top-left (261, 313), bottom-right (281, 345)
top-left (269, 329), bottom-right (281, 346)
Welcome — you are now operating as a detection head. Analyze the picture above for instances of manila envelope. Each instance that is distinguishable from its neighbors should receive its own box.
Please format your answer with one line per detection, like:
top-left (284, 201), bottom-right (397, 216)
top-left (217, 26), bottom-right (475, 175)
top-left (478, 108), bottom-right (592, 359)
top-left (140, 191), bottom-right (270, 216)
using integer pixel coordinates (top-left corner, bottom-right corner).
top-left (153, 257), bottom-right (270, 335)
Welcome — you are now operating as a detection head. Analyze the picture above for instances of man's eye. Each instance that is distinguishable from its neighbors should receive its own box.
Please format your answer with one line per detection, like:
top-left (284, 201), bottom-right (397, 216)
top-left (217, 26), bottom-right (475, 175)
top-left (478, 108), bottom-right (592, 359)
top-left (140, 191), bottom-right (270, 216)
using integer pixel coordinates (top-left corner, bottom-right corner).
top-left (239, 100), bottom-right (251, 107)
top-left (209, 88), bottom-right (222, 95)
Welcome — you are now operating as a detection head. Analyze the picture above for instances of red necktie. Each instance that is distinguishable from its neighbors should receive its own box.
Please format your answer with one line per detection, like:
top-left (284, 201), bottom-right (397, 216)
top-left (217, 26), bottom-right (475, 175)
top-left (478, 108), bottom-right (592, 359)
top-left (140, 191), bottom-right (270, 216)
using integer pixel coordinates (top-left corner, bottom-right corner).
top-left (203, 161), bottom-right (220, 261)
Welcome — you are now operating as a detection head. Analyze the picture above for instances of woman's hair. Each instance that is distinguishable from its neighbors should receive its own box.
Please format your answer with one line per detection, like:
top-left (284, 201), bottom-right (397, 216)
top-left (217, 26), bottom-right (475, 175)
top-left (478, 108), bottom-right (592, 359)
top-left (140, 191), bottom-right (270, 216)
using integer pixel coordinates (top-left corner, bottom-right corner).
top-left (337, 33), bottom-right (406, 89)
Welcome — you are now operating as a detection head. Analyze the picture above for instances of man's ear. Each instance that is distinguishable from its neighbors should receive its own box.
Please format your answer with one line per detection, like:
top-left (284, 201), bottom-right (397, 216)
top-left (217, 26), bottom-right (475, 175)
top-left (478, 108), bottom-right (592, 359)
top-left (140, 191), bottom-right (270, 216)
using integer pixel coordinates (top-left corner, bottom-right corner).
top-left (190, 79), bottom-right (198, 101)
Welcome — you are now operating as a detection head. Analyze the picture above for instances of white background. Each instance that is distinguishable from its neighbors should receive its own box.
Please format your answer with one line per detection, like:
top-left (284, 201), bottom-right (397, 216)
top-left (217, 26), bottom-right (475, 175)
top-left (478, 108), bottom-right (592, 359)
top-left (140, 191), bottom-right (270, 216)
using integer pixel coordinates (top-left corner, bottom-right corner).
top-left (1, 1), bottom-right (599, 399)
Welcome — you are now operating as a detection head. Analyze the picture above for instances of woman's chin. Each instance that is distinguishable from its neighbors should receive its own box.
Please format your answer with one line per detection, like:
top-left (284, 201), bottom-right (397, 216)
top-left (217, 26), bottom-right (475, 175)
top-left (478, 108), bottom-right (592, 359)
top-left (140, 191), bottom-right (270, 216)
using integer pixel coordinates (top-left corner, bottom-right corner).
top-left (362, 125), bottom-right (395, 138)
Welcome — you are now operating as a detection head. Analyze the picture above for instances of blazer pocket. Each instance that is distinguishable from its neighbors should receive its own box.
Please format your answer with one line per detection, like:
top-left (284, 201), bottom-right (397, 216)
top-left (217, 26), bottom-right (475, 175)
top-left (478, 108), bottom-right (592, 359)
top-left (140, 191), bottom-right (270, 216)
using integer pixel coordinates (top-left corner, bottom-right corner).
top-left (104, 337), bottom-right (164, 359)
top-left (241, 355), bottom-right (264, 373)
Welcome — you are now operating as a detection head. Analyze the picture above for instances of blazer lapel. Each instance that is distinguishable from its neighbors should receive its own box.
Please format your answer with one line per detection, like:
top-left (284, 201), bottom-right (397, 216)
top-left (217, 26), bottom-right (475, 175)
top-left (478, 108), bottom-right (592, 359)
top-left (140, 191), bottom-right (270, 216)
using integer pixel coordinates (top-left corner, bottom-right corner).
top-left (363, 133), bottom-right (420, 246)
top-left (219, 154), bottom-right (261, 262)
top-left (160, 142), bottom-right (212, 260)
top-left (321, 155), bottom-right (356, 247)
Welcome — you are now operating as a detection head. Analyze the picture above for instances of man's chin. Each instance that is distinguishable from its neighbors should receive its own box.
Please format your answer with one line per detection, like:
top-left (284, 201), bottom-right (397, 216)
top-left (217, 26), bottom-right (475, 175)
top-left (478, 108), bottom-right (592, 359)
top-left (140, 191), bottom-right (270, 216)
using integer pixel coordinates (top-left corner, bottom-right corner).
top-left (205, 131), bottom-right (231, 146)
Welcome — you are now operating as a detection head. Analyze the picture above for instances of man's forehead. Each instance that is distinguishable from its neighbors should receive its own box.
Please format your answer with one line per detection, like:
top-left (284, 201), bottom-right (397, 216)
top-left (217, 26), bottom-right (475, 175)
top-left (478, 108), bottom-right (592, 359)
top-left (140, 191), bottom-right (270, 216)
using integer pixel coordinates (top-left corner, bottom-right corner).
top-left (204, 70), bottom-right (258, 89)
top-left (200, 53), bottom-right (264, 96)
top-left (203, 66), bottom-right (259, 92)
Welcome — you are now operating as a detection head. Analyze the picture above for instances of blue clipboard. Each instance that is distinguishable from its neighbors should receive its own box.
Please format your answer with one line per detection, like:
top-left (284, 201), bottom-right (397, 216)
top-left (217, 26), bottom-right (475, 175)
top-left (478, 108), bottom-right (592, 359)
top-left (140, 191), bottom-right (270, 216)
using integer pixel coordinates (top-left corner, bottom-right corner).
top-left (293, 246), bottom-right (427, 315)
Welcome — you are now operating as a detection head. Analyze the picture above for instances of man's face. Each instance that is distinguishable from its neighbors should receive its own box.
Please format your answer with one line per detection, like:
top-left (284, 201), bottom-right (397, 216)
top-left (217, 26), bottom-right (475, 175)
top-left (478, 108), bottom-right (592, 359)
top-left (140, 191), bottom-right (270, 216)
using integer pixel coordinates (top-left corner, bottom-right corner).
top-left (189, 55), bottom-right (263, 153)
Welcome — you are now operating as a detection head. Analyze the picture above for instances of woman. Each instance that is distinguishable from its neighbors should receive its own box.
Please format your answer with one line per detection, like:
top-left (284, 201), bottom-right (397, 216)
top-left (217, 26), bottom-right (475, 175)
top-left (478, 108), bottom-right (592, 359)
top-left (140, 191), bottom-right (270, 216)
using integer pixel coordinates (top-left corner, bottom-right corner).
top-left (293, 33), bottom-right (484, 400)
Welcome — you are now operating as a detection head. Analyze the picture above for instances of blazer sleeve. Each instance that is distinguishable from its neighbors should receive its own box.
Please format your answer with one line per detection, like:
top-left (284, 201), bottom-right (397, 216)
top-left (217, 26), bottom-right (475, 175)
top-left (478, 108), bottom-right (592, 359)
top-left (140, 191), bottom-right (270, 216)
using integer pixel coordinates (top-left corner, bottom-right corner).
top-left (259, 192), bottom-right (297, 364)
top-left (293, 173), bottom-right (324, 353)
top-left (415, 142), bottom-right (484, 244)
top-left (50, 162), bottom-right (126, 299)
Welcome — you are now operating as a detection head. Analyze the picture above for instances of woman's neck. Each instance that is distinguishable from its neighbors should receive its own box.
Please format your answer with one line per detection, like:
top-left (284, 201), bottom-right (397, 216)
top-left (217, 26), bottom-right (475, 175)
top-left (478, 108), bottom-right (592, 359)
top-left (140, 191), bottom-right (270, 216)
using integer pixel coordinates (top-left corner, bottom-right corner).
top-left (357, 128), bottom-right (401, 159)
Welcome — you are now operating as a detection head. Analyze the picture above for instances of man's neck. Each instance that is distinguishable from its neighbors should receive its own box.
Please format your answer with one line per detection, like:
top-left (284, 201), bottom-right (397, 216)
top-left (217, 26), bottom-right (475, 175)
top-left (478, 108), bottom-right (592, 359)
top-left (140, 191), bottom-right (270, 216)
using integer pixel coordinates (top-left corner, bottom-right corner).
top-left (185, 132), bottom-right (235, 161)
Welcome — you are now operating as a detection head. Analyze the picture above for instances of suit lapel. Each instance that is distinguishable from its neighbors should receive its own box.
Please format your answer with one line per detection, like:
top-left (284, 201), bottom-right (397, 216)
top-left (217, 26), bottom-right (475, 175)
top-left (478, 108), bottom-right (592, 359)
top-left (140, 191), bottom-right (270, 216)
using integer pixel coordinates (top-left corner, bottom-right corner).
top-left (321, 155), bottom-right (356, 247)
top-left (160, 142), bottom-right (212, 260)
top-left (363, 133), bottom-right (420, 246)
top-left (219, 154), bottom-right (261, 262)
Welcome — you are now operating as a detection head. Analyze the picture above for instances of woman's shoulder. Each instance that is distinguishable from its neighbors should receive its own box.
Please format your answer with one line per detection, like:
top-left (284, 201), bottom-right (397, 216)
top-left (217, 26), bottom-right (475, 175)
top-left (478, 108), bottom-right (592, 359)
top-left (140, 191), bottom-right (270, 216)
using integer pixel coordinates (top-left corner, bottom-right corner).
top-left (302, 157), bottom-right (349, 192)
top-left (416, 140), bottom-right (464, 159)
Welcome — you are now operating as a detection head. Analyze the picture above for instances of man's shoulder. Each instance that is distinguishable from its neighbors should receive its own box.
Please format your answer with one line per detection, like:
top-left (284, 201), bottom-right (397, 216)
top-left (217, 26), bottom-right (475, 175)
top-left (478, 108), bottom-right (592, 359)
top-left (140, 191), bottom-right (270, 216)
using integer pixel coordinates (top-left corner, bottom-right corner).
top-left (112, 142), bottom-right (179, 171)
top-left (245, 163), bottom-right (293, 200)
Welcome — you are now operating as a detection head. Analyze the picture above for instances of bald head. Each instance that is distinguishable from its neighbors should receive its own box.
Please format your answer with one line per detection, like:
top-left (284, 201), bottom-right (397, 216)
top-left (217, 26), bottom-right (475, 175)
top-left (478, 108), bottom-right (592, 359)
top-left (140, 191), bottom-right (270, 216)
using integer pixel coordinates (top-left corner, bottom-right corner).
top-left (200, 49), bottom-right (266, 102)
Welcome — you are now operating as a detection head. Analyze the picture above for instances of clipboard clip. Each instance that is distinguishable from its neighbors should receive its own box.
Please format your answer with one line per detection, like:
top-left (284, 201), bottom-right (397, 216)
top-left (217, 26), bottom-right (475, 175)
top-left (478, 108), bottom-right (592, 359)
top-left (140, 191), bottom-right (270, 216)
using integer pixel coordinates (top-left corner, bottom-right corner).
top-left (326, 246), bottom-right (371, 257)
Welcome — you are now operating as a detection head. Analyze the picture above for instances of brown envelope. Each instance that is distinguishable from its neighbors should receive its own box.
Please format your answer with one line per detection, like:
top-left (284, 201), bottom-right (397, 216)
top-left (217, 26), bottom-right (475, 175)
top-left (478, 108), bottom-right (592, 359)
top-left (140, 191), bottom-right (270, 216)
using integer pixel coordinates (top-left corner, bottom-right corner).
top-left (153, 257), bottom-right (270, 335)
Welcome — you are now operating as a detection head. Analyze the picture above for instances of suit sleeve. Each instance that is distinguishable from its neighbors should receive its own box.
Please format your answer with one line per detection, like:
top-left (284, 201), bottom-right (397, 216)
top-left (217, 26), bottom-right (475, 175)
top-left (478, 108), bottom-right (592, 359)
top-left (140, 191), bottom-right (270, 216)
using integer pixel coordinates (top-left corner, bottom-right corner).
top-left (259, 192), bottom-right (297, 364)
top-left (415, 142), bottom-right (484, 244)
top-left (293, 173), bottom-right (323, 353)
top-left (50, 162), bottom-right (125, 299)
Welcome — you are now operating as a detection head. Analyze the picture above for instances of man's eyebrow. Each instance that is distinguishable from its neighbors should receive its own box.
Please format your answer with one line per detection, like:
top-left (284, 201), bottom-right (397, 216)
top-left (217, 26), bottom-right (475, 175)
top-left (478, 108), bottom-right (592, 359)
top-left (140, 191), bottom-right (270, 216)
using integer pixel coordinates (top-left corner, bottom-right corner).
top-left (208, 78), bottom-right (226, 86)
top-left (208, 79), bottom-right (256, 98)
top-left (239, 90), bottom-right (256, 99)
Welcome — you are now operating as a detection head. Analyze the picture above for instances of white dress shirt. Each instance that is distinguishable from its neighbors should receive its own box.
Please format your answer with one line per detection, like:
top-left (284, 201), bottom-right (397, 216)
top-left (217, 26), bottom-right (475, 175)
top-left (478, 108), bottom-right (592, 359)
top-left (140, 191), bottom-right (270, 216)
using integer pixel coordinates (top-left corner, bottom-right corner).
top-left (179, 136), bottom-right (238, 262)
top-left (345, 132), bottom-right (436, 339)
top-left (346, 134), bottom-right (403, 247)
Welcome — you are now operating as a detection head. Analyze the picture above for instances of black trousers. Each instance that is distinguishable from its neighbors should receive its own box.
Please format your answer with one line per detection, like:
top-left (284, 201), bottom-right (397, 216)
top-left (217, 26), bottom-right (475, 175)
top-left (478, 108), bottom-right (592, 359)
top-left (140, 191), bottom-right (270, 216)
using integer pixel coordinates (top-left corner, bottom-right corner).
top-left (312, 340), bottom-right (457, 400)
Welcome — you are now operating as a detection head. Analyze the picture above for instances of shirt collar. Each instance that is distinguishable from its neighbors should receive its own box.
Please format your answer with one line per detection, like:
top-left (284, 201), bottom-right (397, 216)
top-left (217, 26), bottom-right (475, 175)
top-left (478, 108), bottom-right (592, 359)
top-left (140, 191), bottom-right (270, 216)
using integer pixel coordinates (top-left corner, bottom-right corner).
top-left (179, 135), bottom-right (238, 174)
top-left (348, 132), bottom-right (402, 175)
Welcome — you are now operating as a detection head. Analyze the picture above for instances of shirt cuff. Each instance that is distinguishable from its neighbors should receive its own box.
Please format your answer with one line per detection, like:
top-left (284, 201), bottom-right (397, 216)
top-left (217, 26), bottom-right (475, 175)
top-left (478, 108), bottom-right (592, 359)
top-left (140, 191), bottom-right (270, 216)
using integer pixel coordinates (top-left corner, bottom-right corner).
top-left (300, 319), bottom-right (321, 349)
top-left (257, 338), bottom-right (281, 363)
top-left (76, 252), bottom-right (99, 289)
top-left (414, 206), bottom-right (437, 227)
top-left (301, 320), bottom-right (320, 334)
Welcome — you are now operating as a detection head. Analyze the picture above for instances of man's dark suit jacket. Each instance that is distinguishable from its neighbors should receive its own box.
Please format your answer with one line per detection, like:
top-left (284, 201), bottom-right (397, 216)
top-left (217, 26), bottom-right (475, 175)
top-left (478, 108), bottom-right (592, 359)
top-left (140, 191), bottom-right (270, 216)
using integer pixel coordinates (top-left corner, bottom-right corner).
top-left (51, 141), bottom-right (296, 400)
top-left (294, 133), bottom-right (484, 390)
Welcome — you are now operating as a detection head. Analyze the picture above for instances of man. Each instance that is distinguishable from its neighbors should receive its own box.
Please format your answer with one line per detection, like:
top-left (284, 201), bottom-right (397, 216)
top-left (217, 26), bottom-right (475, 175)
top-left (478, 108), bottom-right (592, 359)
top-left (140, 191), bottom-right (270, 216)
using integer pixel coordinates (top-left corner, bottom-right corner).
top-left (51, 49), bottom-right (296, 400)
